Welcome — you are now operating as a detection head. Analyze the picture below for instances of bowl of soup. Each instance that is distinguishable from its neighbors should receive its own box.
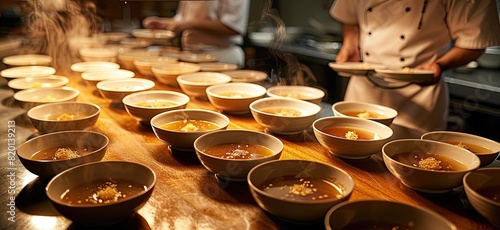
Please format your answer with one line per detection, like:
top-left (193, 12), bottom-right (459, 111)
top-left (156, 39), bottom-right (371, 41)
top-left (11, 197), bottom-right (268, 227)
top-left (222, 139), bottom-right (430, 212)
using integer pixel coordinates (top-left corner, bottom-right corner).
top-left (194, 130), bottom-right (283, 181)
top-left (117, 49), bottom-right (160, 71)
top-left (324, 200), bottom-right (457, 230)
top-left (122, 90), bottom-right (190, 125)
top-left (206, 82), bottom-right (267, 114)
top-left (96, 78), bottom-right (155, 101)
top-left (463, 168), bottom-right (500, 228)
top-left (7, 75), bottom-right (69, 91)
top-left (79, 47), bottom-right (118, 62)
top-left (222, 70), bottom-right (268, 84)
top-left (13, 86), bottom-right (80, 110)
top-left (421, 131), bottom-right (500, 167)
top-left (332, 101), bottom-right (398, 126)
top-left (16, 130), bottom-right (108, 177)
top-left (250, 97), bottom-right (321, 135)
top-left (70, 61), bottom-right (120, 76)
top-left (27, 102), bottom-right (100, 134)
top-left (152, 62), bottom-right (201, 87)
top-left (133, 56), bottom-right (178, 77)
top-left (0, 66), bottom-right (56, 80)
top-left (382, 139), bottom-right (481, 193)
top-left (151, 109), bottom-right (230, 151)
top-left (266, 85), bottom-right (325, 105)
top-left (45, 161), bottom-right (156, 226)
top-left (313, 117), bottom-right (393, 159)
top-left (177, 72), bottom-right (232, 100)
top-left (247, 159), bottom-right (354, 222)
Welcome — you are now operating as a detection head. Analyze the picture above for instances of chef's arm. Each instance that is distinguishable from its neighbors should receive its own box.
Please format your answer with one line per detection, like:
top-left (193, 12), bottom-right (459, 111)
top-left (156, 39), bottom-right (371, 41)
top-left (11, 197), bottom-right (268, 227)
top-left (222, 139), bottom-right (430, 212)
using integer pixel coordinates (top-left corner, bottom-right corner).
top-left (335, 24), bottom-right (360, 63)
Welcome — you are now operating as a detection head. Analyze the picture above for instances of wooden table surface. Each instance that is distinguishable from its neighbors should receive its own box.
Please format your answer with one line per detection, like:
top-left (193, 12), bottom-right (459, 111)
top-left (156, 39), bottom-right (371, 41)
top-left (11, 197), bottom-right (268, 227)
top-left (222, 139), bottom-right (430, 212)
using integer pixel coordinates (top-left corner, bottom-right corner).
top-left (0, 65), bottom-right (497, 230)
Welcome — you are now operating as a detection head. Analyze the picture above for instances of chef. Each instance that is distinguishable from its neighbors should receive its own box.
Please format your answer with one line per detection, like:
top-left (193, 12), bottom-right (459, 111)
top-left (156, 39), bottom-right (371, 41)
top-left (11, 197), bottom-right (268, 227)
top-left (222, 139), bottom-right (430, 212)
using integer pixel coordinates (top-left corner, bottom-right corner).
top-left (330, 0), bottom-right (500, 132)
top-left (143, 0), bottom-right (250, 68)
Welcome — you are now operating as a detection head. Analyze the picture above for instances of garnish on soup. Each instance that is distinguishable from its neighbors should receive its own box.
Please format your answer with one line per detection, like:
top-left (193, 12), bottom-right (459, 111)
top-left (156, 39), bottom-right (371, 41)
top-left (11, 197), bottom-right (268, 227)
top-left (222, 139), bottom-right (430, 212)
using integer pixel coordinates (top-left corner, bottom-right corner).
top-left (160, 120), bottom-right (220, 132)
top-left (441, 140), bottom-right (491, 153)
top-left (31, 146), bottom-right (94, 160)
top-left (392, 150), bottom-right (467, 171)
top-left (216, 91), bottom-right (252, 98)
top-left (260, 107), bottom-right (302, 117)
top-left (323, 126), bottom-right (380, 140)
top-left (135, 99), bottom-right (178, 108)
top-left (342, 110), bottom-right (386, 119)
top-left (261, 176), bottom-right (343, 201)
top-left (202, 142), bottom-right (273, 159)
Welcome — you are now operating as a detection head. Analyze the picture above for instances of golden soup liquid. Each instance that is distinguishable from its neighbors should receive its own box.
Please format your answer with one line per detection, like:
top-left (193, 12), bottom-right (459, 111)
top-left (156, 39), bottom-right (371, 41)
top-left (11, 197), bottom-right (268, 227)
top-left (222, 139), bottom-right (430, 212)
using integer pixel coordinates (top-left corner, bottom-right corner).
top-left (61, 178), bottom-right (147, 205)
top-left (441, 140), bottom-right (492, 153)
top-left (392, 150), bottom-right (467, 171)
top-left (202, 142), bottom-right (274, 159)
top-left (259, 107), bottom-right (302, 117)
top-left (322, 126), bottom-right (380, 140)
top-left (260, 176), bottom-right (343, 201)
top-left (340, 221), bottom-right (413, 230)
top-left (43, 112), bottom-right (88, 121)
top-left (342, 110), bottom-right (386, 119)
top-left (278, 92), bottom-right (313, 100)
top-left (160, 120), bottom-right (220, 132)
top-left (135, 99), bottom-right (179, 108)
top-left (477, 185), bottom-right (500, 203)
top-left (216, 91), bottom-right (253, 98)
top-left (31, 146), bottom-right (95, 160)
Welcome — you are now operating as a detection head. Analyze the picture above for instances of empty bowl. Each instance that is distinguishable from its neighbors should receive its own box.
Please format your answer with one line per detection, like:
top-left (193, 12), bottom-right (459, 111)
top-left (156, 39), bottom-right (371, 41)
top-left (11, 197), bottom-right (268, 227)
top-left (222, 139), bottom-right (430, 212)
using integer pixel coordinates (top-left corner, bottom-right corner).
top-left (266, 85), bottom-right (325, 105)
top-left (122, 90), bottom-right (190, 125)
top-left (382, 139), bottom-right (481, 193)
top-left (45, 161), bottom-right (156, 226)
top-left (248, 159), bottom-right (354, 222)
top-left (177, 72), bottom-right (232, 100)
top-left (313, 116), bottom-right (393, 159)
top-left (152, 62), bottom-right (201, 87)
top-left (332, 101), bottom-right (398, 126)
top-left (151, 109), bottom-right (230, 151)
top-left (16, 130), bottom-right (108, 177)
top-left (194, 130), bottom-right (283, 181)
top-left (463, 168), bottom-right (500, 228)
top-left (14, 86), bottom-right (80, 110)
top-left (206, 82), bottom-right (267, 114)
top-left (96, 78), bottom-right (155, 101)
top-left (250, 97), bottom-right (321, 135)
top-left (421, 131), bottom-right (500, 167)
top-left (27, 102), bottom-right (100, 133)
top-left (324, 200), bottom-right (457, 230)
top-left (7, 75), bottom-right (69, 91)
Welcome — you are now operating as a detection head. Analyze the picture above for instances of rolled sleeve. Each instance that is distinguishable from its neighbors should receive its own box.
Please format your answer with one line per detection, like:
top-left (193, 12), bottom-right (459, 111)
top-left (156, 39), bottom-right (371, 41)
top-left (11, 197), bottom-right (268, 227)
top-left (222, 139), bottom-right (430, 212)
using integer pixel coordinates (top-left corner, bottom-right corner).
top-left (219, 0), bottom-right (250, 35)
top-left (330, 0), bottom-right (359, 25)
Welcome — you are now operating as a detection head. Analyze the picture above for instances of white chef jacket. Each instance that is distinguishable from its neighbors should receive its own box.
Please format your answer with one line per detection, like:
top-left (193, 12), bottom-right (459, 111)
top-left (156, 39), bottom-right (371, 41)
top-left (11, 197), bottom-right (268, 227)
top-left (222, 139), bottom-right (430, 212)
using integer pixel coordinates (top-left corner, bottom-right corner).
top-left (331, 0), bottom-right (500, 132)
top-left (174, 0), bottom-right (250, 67)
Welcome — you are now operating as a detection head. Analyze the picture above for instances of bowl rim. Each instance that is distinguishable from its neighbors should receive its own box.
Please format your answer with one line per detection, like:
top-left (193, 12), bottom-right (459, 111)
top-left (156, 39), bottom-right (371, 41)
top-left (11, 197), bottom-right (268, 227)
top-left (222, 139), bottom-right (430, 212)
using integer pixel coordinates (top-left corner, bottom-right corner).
top-left (194, 129), bottom-right (284, 162)
top-left (150, 108), bottom-right (230, 134)
top-left (7, 75), bottom-right (69, 90)
top-left (70, 61), bottom-right (120, 73)
top-left (249, 97), bottom-right (322, 118)
top-left (221, 69), bottom-right (268, 82)
top-left (151, 62), bottom-right (201, 73)
top-left (332, 101), bottom-right (398, 120)
top-left (45, 160), bottom-right (156, 207)
top-left (382, 139), bottom-right (481, 173)
top-left (13, 86), bottom-right (80, 102)
top-left (421, 131), bottom-right (500, 154)
top-left (313, 116), bottom-right (394, 142)
top-left (206, 82), bottom-right (267, 99)
top-left (81, 69), bottom-right (135, 81)
top-left (16, 130), bottom-right (109, 162)
top-left (324, 199), bottom-right (457, 230)
top-left (463, 168), bottom-right (500, 206)
top-left (177, 72), bottom-right (232, 86)
top-left (247, 159), bottom-right (354, 204)
top-left (122, 90), bottom-right (190, 109)
top-left (96, 78), bottom-right (155, 92)
top-left (27, 101), bottom-right (101, 121)
top-left (0, 65), bottom-right (57, 79)
top-left (266, 85), bottom-right (325, 99)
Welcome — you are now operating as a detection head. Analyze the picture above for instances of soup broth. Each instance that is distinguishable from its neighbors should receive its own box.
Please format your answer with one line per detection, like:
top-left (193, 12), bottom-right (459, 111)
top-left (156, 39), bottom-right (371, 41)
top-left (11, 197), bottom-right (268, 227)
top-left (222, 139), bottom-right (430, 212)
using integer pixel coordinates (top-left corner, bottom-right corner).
top-left (340, 221), bottom-right (413, 230)
top-left (477, 185), bottom-right (500, 203)
top-left (216, 91), bottom-right (253, 98)
top-left (61, 178), bottom-right (147, 205)
top-left (322, 126), bottom-right (380, 140)
top-left (260, 176), bottom-right (343, 201)
top-left (135, 99), bottom-right (179, 108)
top-left (392, 150), bottom-right (468, 171)
top-left (31, 145), bottom-right (95, 160)
top-left (342, 110), bottom-right (386, 119)
top-left (160, 120), bottom-right (220, 132)
top-left (203, 142), bottom-right (274, 159)
top-left (441, 140), bottom-right (492, 153)
top-left (43, 112), bottom-right (88, 121)
top-left (260, 107), bottom-right (302, 117)
top-left (278, 92), bottom-right (313, 100)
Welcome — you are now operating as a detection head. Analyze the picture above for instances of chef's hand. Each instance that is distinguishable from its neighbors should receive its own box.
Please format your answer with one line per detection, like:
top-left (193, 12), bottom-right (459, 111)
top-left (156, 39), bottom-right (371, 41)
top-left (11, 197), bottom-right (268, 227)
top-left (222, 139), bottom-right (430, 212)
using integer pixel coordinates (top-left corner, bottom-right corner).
top-left (414, 61), bottom-right (442, 86)
top-left (335, 43), bottom-right (360, 63)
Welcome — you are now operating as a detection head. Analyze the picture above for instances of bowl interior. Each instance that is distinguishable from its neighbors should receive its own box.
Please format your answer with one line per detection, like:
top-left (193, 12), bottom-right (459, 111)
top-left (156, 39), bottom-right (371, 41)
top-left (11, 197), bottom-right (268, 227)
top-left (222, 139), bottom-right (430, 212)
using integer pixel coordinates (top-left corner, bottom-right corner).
top-left (97, 79), bottom-right (155, 92)
top-left (222, 70), bottom-right (268, 83)
top-left (464, 168), bottom-right (500, 196)
top-left (1, 66), bottom-right (56, 79)
top-left (151, 109), bottom-right (229, 133)
top-left (267, 86), bottom-right (325, 101)
top-left (82, 69), bottom-right (135, 82)
top-left (70, 61), bottom-right (120, 73)
top-left (177, 72), bottom-right (232, 86)
top-left (421, 131), bottom-right (500, 155)
top-left (250, 98), bottom-right (321, 117)
top-left (28, 102), bottom-right (100, 121)
top-left (206, 83), bottom-right (267, 99)
top-left (14, 87), bottom-right (80, 103)
top-left (123, 91), bottom-right (190, 109)
top-left (8, 75), bottom-right (69, 90)
top-left (332, 101), bottom-right (398, 120)
top-left (314, 117), bottom-right (393, 141)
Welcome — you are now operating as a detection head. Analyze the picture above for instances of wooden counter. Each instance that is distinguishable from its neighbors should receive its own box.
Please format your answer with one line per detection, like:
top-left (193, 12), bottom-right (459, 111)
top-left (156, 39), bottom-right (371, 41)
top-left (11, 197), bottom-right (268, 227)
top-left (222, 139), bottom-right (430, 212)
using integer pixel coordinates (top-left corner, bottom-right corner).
top-left (0, 67), bottom-right (497, 230)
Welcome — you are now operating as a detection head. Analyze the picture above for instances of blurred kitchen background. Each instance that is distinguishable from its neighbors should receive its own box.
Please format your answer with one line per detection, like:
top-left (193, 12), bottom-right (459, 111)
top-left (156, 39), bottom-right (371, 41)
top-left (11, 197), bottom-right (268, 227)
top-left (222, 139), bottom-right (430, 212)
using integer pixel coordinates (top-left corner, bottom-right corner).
top-left (0, 0), bottom-right (499, 141)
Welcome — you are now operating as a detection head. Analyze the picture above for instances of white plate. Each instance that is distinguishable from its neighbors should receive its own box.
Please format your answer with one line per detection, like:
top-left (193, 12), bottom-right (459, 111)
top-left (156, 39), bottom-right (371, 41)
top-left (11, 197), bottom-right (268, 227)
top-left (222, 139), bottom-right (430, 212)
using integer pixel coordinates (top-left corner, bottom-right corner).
top-left (199, 62), bottom-right (238, 72)
top-left (179, 52), bottom-right (219, 63)
top-left (70, 61), bottom-right (120, 73)
top-left (2, 54), bottom-right (53, 66)
top-left (132, 29), bottom-right (175, 39)
top-left (375, 68), bottom-right (434, 83)
top-left (0, 66), bottom-right (56, 79)
top-left (8, 75), bottom-right (69, 90)
top-left (328, 62), bottom-right (383, 76)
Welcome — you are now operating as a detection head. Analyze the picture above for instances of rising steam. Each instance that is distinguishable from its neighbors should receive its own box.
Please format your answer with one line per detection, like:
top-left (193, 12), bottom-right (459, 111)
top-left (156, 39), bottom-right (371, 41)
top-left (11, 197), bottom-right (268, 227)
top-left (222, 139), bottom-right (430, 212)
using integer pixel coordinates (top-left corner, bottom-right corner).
top-left (21, 0), bottom-right (101, 73)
